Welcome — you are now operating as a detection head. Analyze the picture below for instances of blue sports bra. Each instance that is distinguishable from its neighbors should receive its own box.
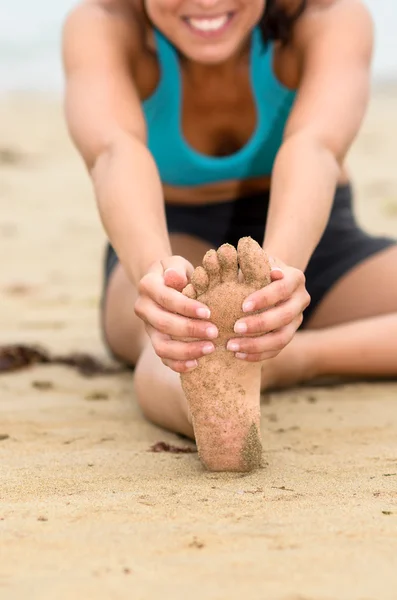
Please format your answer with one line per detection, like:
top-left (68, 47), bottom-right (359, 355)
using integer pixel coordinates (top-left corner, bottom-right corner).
top-left (143, 27), bottom-right (296, 187)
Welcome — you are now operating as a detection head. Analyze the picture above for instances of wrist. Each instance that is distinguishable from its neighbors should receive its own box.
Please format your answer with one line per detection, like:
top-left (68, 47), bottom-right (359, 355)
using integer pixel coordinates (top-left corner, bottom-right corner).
top-left (263, 244), bottom-right (310, 273)
top-left (123, 242), bottom-right (172, 284)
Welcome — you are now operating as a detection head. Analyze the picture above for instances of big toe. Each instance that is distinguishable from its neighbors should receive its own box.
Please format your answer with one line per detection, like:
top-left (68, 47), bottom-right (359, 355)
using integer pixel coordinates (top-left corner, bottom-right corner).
top-left (237, 237), bottom-right (271, 287)
top-left (217, 243), bottom-right (238, 283)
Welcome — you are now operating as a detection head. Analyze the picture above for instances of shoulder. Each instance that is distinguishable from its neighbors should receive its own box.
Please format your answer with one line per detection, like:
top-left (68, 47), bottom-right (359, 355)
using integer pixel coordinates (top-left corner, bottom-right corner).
top-left (293, 0), bottom-right (373, 46)
top-left (62, 0), bottom-right (151, 69)
top-left (288, 0), bottom-right (374, 76)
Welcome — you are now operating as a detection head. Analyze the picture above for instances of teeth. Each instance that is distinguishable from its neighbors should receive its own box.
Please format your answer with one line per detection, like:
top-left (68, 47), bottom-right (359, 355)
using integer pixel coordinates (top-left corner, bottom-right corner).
top-left (187, 15), bottom-right (229, 32)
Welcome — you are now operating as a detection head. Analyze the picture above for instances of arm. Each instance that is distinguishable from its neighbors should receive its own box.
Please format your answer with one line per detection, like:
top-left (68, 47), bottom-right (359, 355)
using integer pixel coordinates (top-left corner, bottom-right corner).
top-left (263, 0), bottom-right (374, 271)
top-left (228, 0), bottom-right (374, 361)
top-left (63, 3), bottom-right (171, 284)
top-left (63, 3), bottom-right (218, 372)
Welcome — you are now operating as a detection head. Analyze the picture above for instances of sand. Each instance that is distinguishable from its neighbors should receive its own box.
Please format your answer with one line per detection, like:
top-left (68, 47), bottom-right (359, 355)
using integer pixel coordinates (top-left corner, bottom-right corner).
top-left (1, 86), bottom-right (397, 599)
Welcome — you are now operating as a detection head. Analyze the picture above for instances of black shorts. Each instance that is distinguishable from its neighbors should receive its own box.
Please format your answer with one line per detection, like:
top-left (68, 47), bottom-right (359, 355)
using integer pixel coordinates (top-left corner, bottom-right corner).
top-left (103, 184), bottom-right (395, 324)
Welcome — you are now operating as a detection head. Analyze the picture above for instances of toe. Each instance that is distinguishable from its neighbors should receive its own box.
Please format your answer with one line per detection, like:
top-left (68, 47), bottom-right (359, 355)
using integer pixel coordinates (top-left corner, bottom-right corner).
top-left (191, 266), bottom-right (209, 296)
top-left (237, 237), bottom-right (271, 287)
top-left (202, 249), bottom-right (221, 288)
top-left (217, 243), bottom-right (238, 283)
top-left (182, 284), bottom-right (197, 299)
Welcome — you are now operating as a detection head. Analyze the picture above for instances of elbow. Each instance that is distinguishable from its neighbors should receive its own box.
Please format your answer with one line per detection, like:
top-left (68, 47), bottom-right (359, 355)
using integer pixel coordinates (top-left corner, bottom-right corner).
top-left (89, 130), bottom-right (147, 184)
top-left (281, 130), bottom-right (342, 179)
top-left (89, 144), bottom-right (112, 183)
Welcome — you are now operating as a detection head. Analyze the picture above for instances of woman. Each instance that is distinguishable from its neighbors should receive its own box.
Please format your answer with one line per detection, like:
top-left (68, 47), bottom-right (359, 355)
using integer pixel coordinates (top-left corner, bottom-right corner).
top-left (63, 0), bottom-right (397, 472)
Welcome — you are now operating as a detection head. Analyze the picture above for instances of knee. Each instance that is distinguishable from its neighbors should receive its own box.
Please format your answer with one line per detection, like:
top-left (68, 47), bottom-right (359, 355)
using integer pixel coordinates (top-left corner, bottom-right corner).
top-left (102, 298), bottom-right (145, 366)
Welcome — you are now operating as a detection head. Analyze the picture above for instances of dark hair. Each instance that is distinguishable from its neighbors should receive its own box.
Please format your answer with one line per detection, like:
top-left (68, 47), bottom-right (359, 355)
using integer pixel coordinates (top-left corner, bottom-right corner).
top-left (260, 0), bottom-right (307, 44)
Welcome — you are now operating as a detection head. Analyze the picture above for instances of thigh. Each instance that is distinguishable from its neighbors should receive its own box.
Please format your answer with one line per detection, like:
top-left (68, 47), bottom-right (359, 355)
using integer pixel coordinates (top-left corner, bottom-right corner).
top-left (306, 244), bottom-right (397, 329)
top-left (102, 234), bottom-right (212, 364)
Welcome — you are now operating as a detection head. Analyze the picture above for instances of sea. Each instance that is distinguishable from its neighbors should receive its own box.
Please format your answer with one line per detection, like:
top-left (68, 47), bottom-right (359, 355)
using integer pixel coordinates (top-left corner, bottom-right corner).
top-left (0, 0), bottom-right (396, 92)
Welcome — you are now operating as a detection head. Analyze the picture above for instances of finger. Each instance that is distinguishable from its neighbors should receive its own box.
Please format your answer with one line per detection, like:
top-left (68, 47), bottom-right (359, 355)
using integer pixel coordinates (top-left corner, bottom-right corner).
top-left (138, 275), bottom-right (211, 320)
top-left (228, 317), bottom-right (302, 355)
top-left (235, 351), bottom-right (284, 363)
top-left (235, 352), bottom-right (275, 363)
top-left (143, 302), bottom-right (218, 340)
top-left (162, 255), bottom-right (194, 284)
top-left (270, 268), bottom-right (285, 282)
top-left (235, 297), bottom-right (304, 335)
top-left (151, 330), bottom-right (215, 361)
top-left (242, 270), bottom-right (305, 313)
top-left (161, 358), bottom-right (199, 373)
top-left (163, 268), bottom-right (188, 292)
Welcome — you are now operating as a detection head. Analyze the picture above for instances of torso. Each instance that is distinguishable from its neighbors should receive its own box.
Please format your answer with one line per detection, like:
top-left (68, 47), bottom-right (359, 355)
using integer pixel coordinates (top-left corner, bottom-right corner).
top-left (92, 0), bottom-right (349, 204)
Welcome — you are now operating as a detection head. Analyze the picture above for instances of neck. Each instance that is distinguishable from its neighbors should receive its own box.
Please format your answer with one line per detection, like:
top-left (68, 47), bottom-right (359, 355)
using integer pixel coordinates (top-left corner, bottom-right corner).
top-left (179, 33), bottom-right (253, 87)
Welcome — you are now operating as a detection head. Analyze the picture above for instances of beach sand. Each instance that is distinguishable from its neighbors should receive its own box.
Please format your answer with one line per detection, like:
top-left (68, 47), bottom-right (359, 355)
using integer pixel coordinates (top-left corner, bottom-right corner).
top-left (1, 86), bottom-right (397, 599)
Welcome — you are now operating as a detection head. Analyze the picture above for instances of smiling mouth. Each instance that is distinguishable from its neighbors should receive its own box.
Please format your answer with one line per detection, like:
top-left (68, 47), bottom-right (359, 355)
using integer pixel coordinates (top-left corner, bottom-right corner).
top-left (182, 12), bottom-right (235, 36)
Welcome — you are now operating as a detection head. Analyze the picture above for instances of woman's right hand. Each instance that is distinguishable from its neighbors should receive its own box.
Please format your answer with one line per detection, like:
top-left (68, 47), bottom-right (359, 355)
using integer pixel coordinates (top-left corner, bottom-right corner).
top-left (134, 256), bottom-right (218, 373)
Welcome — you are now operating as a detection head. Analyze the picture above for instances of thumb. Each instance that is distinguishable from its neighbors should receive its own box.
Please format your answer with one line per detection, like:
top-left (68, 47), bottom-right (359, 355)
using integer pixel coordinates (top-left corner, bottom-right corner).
top-left (162, 256), bottom-right (194, 291)
top-left (270, 267), bottom-right (284, 282)
top-left (268, 255), bottom-right (285, 282)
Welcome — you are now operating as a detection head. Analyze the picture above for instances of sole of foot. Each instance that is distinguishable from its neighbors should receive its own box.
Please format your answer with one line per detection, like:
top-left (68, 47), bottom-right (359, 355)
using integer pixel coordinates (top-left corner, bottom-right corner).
top-left (181, 236), bottom-right (271, 472)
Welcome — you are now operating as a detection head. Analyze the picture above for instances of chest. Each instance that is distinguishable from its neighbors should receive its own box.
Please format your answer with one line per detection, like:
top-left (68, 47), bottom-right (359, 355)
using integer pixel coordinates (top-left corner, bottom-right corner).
top-left (136, 32), bottom-right (299, 160)
top-left (181, 68), bottom-right (257, 157)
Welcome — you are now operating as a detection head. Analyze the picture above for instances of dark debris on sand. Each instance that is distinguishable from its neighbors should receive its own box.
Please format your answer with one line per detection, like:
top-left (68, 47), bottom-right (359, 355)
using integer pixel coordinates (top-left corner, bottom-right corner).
top-left (0, 147), bottom-right (26, 166)
top-left (149, 441), bottom-right (197, 454)
top-left (0, 344), bottom-right (127, 377)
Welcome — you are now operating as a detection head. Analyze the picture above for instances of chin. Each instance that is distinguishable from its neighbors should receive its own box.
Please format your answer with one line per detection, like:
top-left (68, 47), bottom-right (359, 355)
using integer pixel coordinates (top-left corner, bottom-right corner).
top-left (181, 39), bottom-right (242, 65)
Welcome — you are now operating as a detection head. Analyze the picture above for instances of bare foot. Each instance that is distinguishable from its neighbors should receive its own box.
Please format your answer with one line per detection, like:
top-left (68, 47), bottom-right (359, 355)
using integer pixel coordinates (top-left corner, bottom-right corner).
top-left (181, 237), bottom-right (271, 472)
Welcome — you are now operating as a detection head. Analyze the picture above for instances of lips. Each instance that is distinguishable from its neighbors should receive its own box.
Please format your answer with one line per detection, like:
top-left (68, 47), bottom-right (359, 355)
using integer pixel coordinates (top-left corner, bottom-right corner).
top-left (183, 12), bottom-right (235, 36)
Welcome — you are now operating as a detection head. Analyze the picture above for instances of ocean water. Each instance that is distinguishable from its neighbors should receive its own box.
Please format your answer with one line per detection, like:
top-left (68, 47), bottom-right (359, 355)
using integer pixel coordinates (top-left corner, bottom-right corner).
top-left (0, 0), bottom-right (396, 92)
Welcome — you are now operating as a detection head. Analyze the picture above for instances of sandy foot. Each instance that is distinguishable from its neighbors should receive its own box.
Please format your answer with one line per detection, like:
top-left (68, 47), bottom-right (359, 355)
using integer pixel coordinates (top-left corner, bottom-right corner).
top-left (181, 237), bottom-right (271, 472)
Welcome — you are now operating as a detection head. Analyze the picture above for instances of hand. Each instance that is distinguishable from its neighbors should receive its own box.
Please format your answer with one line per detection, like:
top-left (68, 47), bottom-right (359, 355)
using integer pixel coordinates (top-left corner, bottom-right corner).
top-left (134, 256), bottom-right (218, 373)
top-left (226, 259), bottom-right (311, 362)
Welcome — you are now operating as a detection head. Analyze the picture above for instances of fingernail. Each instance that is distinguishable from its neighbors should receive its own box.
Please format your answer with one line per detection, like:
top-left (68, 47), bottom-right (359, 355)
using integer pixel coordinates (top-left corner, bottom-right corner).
top-left (202, 343), bottom-right (215, 355)
top-left (185, 360), bottom-right (198, 369)
top-left (164, 268), bottom-right (181, 277)
top-left (236, 353), bottom-right (248, 360)
top-left (234, 322), bottom-right (247, 334)
top-left (206, 326), bottom-right (218, 339)
top-left (243, 301), bottom-right (255, 313)
top-left (227, 341), bottom-right (240, 352)
top-left (196, 307), bottom-right (211, 319)
top-left (271, 268), bottom-right (284, 274)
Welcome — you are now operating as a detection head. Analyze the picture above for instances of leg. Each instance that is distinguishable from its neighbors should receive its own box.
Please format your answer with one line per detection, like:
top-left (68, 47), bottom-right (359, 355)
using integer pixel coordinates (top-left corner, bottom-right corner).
top-left (103, 234), bottom-right (212, 436)
top-left (260, 245), bottom-right (397, 389)
top-left (105, 235), bottom-right (272, 471)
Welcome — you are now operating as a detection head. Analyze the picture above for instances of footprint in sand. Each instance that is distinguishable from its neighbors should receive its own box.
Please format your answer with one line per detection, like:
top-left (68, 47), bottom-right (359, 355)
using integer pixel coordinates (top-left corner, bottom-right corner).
top-left (181, 236), bottom-right (271, 473)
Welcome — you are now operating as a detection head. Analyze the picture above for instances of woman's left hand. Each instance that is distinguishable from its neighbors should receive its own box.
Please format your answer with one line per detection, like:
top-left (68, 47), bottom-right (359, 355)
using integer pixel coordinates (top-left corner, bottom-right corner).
top-left (227, 260), bottom-right (311, 362)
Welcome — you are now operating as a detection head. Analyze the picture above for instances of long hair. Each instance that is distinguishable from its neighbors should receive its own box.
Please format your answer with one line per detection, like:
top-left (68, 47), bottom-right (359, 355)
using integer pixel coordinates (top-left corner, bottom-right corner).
top-left (259, 0), bottom-right (307, 44)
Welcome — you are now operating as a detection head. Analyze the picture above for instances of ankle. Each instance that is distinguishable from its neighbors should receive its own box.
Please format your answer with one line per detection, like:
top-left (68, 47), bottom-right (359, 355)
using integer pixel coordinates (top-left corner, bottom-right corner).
top-left (265, 330), bottom-right (320, 389)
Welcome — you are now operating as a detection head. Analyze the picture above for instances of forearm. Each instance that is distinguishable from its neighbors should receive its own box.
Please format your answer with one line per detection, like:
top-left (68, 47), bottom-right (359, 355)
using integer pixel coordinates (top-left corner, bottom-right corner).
top-left (264, 134), bottom-right (341, 271)
top-left (92, 134), bottom-right (171, 284)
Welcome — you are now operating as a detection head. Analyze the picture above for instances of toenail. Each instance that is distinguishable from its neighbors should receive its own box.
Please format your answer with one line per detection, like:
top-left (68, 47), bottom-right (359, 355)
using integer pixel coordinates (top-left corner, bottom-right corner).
top-left (196, 307), bottom-right (211, 319)
top-left (227, 341), bottom-right (240, 352)
top-left (202, 343), bottom-right (215, 355)
top-left (243, 301), bottom-right (255, 312)
top-left (206, 326), bottom-right (218, 339)
top-left (235, 353), bottom-right (248, 360)
top-left (234, 322), bottom-right (247, 334)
